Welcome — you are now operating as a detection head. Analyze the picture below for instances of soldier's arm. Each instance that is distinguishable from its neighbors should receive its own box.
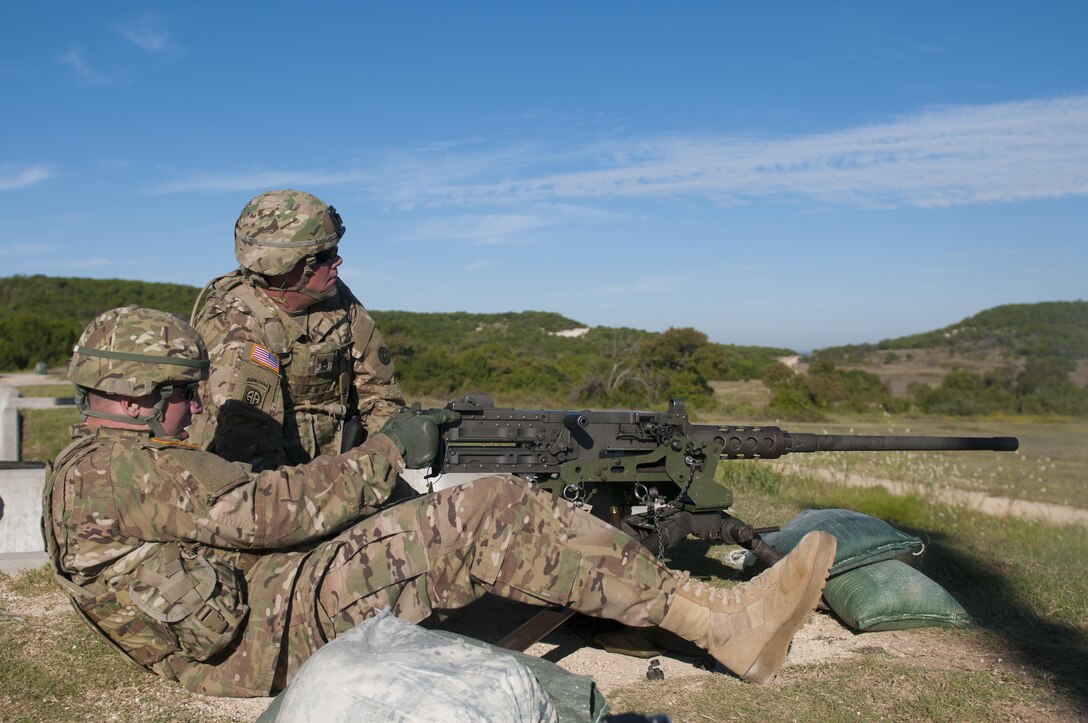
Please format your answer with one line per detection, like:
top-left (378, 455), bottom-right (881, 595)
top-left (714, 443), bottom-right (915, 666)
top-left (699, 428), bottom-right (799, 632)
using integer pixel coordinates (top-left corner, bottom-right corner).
top-left (122, 435), bottom-right (406, 549)
top-left (191, 300), bottom-right (289, 471)
top-left (347, 297), bottom-right (405, 437)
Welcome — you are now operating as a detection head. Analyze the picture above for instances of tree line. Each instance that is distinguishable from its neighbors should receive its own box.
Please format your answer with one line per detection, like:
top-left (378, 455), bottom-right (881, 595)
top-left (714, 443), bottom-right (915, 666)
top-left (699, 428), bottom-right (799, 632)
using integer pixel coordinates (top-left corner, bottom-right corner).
top-left (2, 275), bottom-right (1084, 417)
top-left (759, 357), bottom-right (1088, 418)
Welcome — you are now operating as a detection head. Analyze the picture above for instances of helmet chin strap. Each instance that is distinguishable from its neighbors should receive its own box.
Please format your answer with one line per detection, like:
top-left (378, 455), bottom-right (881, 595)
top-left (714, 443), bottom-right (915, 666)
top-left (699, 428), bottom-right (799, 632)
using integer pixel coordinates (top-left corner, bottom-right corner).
top-left (76, 385), bottom-right (174, 437)
top-left (252, 257), bottom-right (340, 306)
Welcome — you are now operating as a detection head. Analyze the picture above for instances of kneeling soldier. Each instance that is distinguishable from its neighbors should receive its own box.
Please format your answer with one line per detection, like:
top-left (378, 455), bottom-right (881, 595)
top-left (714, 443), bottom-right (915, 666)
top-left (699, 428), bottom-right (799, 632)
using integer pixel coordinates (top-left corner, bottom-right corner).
top-left (44, 306), bottom-right (836, 696)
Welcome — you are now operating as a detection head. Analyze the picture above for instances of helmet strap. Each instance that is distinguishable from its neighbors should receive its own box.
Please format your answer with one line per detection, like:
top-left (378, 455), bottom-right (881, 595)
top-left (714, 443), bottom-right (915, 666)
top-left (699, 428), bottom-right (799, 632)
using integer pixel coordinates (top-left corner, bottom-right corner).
top-left (253, 258), bottom-right (339, 305)
top-left (75, 385), bottom-right (174, 437)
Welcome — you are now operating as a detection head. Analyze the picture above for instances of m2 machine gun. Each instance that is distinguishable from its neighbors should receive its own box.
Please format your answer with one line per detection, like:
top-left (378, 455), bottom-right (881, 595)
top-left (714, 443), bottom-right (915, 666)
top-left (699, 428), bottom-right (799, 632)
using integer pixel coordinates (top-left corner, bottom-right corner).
top-left (432, 394), bottom-right (1019, 568)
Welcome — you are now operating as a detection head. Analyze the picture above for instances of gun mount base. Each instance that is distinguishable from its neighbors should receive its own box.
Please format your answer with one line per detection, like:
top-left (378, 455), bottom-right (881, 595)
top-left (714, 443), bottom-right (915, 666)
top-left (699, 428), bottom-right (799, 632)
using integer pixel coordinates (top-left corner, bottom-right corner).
top-left (626, 508), bottom-right (783, 568)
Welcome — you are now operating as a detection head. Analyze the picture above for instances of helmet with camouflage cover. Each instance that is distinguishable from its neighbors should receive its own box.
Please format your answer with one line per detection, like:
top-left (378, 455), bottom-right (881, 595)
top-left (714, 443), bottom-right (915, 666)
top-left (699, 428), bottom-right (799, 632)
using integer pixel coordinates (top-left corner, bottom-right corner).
top-left (68, 306), bottom-right (209, 436)
top-left (234, 189), bottom-right (346, 276)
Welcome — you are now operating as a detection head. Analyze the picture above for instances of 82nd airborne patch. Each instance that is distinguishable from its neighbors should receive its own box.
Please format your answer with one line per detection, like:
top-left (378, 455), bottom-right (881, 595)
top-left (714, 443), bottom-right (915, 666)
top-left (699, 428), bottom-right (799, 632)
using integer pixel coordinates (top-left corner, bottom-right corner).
top-left (243, 378), bottom-right (271, 409)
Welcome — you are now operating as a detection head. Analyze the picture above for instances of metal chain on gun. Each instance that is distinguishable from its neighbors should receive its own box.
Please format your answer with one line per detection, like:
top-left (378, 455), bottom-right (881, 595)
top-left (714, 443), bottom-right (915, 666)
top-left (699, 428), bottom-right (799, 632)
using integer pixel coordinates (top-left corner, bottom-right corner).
top-left (645, 448), bottom-right (701, 560)
top-left (562, 481), bottom-right (587, 508)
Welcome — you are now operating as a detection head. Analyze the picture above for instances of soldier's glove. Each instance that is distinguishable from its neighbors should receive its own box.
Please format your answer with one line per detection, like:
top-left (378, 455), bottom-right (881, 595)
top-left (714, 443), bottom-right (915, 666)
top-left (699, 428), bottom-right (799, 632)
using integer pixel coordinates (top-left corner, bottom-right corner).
top-left (379, 403), bottom-right (461, 469)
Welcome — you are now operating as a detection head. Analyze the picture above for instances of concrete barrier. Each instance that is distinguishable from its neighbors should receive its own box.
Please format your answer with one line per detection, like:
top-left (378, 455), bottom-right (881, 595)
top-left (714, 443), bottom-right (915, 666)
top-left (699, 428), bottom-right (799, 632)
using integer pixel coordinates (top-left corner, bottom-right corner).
top-left (0, 463), bottom-right (46, 553)
top-left (0, 380), bottom-right (77, 462)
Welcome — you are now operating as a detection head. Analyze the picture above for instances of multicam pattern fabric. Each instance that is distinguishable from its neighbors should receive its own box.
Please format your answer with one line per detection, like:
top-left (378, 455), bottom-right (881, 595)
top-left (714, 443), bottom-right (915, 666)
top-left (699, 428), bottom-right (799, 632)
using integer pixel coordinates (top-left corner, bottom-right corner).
top-left (188, 275), bottom-right (403, 470)
top-left (234, 189), bottom-right (344, 276)
top-left (45, 427), bottom-right (677, 697)
top-left (67, 306), bottom-right (209, 397)
top-left (44, 424), bottom-right (402, 696)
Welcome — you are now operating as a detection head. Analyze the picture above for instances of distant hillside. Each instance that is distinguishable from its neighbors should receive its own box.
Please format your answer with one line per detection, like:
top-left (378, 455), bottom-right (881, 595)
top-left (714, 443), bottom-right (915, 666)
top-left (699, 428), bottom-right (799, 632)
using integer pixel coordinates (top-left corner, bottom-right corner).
top-left (0, 274), bottom-right (199, 322)
top-left (0, 275), bottom-right (788, 409)
top-left (813, 301), bottom-right (1088, 363)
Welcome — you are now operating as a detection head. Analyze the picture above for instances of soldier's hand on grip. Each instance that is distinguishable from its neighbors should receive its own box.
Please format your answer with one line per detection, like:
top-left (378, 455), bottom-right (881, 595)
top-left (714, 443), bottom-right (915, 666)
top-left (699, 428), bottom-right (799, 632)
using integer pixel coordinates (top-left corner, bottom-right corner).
top-left (379, 403), bottom-right (461, 469)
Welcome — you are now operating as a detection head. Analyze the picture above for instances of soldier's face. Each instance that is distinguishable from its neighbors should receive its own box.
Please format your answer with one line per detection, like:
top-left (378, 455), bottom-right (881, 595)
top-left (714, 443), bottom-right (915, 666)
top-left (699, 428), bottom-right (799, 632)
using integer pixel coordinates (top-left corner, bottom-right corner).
top-left (160, 385), bottom-right (204, 439)
top-left (305, 249), bottom-right (342, 296)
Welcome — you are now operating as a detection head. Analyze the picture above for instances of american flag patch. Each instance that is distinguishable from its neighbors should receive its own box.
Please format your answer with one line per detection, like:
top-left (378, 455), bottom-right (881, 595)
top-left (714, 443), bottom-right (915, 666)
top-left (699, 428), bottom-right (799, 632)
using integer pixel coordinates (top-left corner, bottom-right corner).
top-left (249, 343), bottom-right (280, 372)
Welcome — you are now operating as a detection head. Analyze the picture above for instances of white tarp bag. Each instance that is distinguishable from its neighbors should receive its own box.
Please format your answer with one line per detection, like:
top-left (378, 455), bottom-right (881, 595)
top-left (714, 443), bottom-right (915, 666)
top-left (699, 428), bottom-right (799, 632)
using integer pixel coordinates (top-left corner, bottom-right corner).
top-left (270, 609), bottom-right (558, 723)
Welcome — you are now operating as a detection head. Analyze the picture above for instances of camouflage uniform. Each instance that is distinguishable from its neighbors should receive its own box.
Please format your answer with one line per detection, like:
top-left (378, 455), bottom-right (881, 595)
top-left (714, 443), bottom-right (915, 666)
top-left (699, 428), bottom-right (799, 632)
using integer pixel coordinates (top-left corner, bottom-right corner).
top-left (45, 428), bottom-right (674, 697)
top-left (188, 190), bottom-right (404, 470)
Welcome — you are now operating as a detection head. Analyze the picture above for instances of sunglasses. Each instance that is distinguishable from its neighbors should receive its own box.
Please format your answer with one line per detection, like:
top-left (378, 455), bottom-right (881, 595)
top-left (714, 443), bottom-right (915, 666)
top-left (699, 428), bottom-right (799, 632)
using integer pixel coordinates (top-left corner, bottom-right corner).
top-left (165, 382), bottom-right (200, 401)
top-left (311, 246), bottom-right (340, 265)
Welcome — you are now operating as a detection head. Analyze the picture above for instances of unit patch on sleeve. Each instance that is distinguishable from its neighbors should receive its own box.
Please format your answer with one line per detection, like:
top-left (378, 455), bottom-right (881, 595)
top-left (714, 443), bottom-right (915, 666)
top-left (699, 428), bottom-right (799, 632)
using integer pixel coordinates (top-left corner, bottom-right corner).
top-left (378, 346), bottom-right (393, 365)
top-left (242, 378), bottom-right (272, 409)
top-left (249, 343), bottom-right (281, 373)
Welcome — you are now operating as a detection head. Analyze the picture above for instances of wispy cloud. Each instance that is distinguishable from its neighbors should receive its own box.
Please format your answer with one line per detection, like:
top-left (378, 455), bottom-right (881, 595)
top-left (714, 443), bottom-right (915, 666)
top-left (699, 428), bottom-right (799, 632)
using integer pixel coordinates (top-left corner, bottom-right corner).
top-left (0, 164), bottom-right (55, 191)
top-left (391, 204), bottom-right (628, 246)
top-left (149, 95), bottom-right (1088, 211)
top-left (58, 47), bottom-right (116, 86)
top-left (393, 213), bottom-right (546, 246)
top-left (386, 96), bottom-right (1088, 209)
top-left (112, 13), bottom-right (177, 53)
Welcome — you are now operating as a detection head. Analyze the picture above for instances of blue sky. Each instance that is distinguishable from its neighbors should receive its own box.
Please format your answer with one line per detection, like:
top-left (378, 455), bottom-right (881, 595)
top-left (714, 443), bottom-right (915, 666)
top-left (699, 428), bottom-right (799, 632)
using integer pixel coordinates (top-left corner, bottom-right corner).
top-left (1, 3), bottom-right (1085, 351)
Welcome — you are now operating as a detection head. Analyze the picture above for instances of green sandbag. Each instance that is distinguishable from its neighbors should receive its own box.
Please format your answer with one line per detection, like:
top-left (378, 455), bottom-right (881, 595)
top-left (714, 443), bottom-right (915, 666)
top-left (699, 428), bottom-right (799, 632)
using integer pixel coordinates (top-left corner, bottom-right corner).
top-left (743, 508), bottom-right (924, 575)
top-left (823, 559), bottom-right (973, 631)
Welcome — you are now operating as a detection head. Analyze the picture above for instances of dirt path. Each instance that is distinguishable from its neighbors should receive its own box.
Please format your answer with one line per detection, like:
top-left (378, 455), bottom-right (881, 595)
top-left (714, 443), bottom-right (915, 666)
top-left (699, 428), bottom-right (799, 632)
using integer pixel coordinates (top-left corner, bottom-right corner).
top-left (787, 466), bottom-right (1088, 526)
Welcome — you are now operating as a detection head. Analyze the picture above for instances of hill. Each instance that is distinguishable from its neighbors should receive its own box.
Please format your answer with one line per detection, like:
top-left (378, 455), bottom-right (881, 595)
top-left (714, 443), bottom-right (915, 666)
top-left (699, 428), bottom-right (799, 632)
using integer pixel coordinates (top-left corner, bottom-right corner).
top-left (0, 274), bottom-right (199, 322)
top-left (813, 301), bottom-right (1088, 364)
top-left (3, 276), bottom-right (1083, 415)
top-left (799, 301), bottom-right (1088, 417)
top-left (0, 275), bottom-right (789, 409)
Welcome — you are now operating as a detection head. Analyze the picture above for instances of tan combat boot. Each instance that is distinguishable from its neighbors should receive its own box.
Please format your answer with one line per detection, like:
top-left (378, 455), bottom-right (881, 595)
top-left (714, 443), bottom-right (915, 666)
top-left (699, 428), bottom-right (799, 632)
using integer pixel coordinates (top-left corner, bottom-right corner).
top-left (660, 530), bottom-right (836, 684)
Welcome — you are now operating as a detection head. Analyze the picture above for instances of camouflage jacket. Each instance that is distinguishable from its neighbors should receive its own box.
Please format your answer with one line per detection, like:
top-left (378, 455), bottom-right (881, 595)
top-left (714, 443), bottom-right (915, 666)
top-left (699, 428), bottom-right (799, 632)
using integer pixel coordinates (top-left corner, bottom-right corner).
top-left (188, 273), bottom-right (405, 470)
top-left (43, 424), bottom-right (403, 695)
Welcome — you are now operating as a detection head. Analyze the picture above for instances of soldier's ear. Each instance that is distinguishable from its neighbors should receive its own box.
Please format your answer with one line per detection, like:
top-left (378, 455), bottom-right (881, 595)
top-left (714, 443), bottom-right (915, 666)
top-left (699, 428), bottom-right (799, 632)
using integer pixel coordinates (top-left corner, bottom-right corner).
top-left (119, 397), bottom-right (144, 419)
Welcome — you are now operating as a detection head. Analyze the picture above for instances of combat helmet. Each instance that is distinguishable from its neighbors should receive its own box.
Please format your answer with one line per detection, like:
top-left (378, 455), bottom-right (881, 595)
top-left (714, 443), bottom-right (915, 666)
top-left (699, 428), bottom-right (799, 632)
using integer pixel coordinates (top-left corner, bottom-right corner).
top-left (234, 189), bottom-right (345, 276)
top-left (68, 306), bottom-right (209, 437)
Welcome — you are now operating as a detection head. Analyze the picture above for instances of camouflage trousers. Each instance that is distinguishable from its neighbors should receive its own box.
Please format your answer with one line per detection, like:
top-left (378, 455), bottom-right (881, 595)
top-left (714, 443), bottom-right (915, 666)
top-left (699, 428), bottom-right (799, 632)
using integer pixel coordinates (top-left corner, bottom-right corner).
top-left (279, 475), bottom-right (677, 686)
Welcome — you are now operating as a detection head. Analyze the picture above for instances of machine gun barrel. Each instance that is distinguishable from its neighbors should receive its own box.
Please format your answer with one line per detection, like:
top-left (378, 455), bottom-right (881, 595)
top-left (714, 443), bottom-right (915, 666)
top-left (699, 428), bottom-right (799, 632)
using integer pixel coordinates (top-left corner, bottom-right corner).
top-left (784, 432), bottom-right (1018, 454)
top-left (707, 426), bottom-right (1019, 459)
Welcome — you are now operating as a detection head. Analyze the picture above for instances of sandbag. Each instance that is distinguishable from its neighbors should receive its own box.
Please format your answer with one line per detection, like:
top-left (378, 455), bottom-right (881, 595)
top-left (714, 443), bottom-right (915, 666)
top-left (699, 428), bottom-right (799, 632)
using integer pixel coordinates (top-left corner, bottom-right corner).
top-left (743, 508), bottom-right (924, 575)
top-left (823, 559), bottom-right (973, 631)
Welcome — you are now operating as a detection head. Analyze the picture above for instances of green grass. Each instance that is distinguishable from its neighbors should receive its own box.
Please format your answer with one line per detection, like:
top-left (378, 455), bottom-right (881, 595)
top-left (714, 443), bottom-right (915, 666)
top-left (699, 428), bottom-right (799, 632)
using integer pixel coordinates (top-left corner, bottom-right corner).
top-left (673, 455), bottom-right (1088, 720)
top-left (610, 655), bottom-right (1075, 722)
top-left (0, 569), bottom-right (259, 722)
top-left (10, 383), bottom-right (75, 398)
top-left (736, 413), bottom-right (1088, 509)
top-left (19, 407), bottom-right (81, 462)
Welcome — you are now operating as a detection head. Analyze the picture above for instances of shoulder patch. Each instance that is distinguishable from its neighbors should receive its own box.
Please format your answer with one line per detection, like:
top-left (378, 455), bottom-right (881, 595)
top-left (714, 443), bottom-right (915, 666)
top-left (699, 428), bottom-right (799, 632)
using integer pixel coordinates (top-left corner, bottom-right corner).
top-left (147, 438), bottom-right (202, 450)
top-left (249, 343), bottom-right (281, 372)
top-left (378, 346), bottom-right (393, 365)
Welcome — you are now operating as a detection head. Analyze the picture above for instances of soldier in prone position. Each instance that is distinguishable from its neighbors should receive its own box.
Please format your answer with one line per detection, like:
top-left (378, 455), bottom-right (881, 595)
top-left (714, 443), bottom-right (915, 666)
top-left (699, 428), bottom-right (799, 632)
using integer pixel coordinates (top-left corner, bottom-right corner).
top-left (187, 189), bottom-right (404, 472)
top-left (44, 307), bottom-right (837, 697)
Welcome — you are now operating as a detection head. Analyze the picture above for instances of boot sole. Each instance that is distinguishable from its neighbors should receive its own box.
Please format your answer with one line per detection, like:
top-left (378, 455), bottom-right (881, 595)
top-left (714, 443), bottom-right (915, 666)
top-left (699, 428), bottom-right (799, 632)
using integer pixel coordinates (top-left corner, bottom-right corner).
top-left (740, 532), bottom-right (837, 684)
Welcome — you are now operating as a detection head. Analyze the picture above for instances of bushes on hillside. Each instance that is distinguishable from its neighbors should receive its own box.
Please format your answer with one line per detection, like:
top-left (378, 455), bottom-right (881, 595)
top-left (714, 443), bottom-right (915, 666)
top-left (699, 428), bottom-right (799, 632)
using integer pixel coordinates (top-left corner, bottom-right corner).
top-left (761, 359), bottom-right (895, 418)
top-left (913, 359), bottom-right (1088, 416)
top-left (0, 314), bottom-right (82, 369)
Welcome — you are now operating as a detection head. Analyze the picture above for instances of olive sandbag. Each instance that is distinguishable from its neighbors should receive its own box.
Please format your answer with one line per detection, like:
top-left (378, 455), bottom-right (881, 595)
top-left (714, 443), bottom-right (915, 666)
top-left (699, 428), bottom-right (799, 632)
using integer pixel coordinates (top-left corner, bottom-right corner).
top-left (743, 508), bottom-right (924, 575)
top-left (823, 559), bottom-right (973, 631)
